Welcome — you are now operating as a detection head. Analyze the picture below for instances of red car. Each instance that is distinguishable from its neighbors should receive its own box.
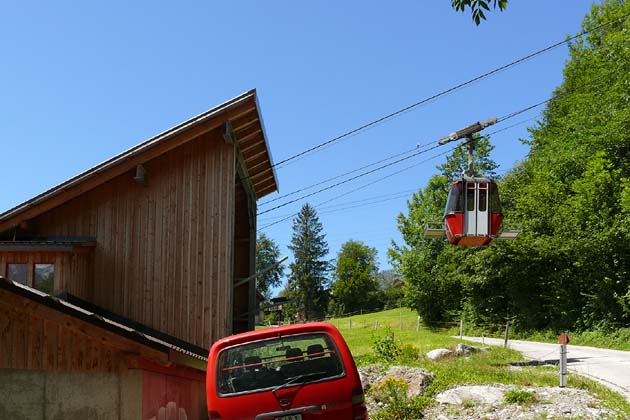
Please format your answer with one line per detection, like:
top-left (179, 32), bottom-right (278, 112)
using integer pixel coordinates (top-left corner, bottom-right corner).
top-left (206, 322), bottom-right (368, 420)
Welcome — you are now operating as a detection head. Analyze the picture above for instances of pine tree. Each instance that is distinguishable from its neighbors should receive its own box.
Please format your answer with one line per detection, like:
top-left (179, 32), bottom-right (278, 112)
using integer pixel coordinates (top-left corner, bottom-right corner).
top-left (286, 203), bottom-right (331, 321)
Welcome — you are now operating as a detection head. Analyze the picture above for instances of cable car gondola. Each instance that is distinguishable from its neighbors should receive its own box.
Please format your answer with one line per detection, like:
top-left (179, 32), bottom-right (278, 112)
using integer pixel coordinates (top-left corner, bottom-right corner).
top-left (443, 176), bottom-right (503, 246)
top-left (424, 118), bottom-right (520, 246)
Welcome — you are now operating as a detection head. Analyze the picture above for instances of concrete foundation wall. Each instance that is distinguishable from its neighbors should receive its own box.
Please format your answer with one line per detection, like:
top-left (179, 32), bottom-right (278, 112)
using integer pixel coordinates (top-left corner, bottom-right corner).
top-left (0, 368), bottom-right (206, 420)
top-left (0, 369), bottom-right (141, 420)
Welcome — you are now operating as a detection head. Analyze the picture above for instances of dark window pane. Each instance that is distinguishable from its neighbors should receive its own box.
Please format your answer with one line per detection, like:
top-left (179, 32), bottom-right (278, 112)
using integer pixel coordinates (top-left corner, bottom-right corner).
top-left (479, 189), bottom-right (487, 212)
top-left (490, 182), bottom-right (502, 213)
top-left (467, 187), bottom-right (475, 211)
top-left (445, 182), bottom-right (464, 213)
top-left (35, 264), bottom-right (54, 294)
top-left (8, 264), bottom-right (28, 285)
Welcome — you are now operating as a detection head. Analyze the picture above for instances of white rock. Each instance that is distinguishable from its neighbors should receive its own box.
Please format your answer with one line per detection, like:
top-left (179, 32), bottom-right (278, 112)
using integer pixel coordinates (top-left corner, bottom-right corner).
top-left (436, 385), bottom-right (507, 405)
top-left (426, 348), bottom-right (453, 361)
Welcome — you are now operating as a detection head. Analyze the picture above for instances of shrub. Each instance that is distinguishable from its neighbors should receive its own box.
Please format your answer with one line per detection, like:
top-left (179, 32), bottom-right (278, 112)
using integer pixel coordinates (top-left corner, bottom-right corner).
top-left (372, 329), bottom-right (401, 359)
top-left (398, 343), bottom-right (420, 363)
top-left (370, 378), bottom-right (425, 420)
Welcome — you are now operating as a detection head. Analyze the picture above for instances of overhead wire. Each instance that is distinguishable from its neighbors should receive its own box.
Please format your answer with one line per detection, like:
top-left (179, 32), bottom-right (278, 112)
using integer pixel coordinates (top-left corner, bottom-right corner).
top-left (258, 143), bottom-right (444, 215)
top-left (258, 98), bottom-right (551, 217)
top-left (261, 58), bottom-right (624, 219)
top-left (256, 13), bottom-right (630, 230)
top-left (259, 144), bottom-right (427, 207)
top-left (258, 188), bottom-right (418, 223)
top-left (258, 147), bottom-right (453, 230)
top-left (264, 11), bottom-right (630, 171)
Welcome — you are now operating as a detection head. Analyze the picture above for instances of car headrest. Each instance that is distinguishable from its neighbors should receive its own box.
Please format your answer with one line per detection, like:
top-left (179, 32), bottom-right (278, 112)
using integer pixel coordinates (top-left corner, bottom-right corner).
top-left (307, 344), bottom-right (324, 358)
top-left (285, 348), bottom-right (303, 359)
top-left (244, 356), bottom-right (261, 366)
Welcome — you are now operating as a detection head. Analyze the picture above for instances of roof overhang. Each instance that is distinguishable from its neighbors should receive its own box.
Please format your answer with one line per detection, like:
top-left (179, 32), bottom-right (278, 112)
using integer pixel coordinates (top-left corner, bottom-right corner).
top-left (0, 275), bottom-right (208, 370)
top-left (0, 90), bottom-right (278, 233)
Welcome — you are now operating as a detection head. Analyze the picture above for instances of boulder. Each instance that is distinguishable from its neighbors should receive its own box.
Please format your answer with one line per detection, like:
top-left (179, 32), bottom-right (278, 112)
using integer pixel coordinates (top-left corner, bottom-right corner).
top-left (426, 348), bottom-right (453, 361)
top-left (436, 385), bottom-right (509, 405)
top-left (454, 343), bottom-right (478, 356)
top-left (380, 366), bottom-right (434, 398)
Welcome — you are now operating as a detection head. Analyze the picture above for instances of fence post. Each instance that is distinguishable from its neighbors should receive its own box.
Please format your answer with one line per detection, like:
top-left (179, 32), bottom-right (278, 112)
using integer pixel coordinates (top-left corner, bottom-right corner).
top-left (416, 316), bottom-right (420, 332)
top-left (349, 319), bottom-right (352, 329)
top-left (374, 320), bottom-right (379, 330)
top-left (503, 321), bottom-right (510, 348)
top-left (459, 319), bottom-right (464, 340)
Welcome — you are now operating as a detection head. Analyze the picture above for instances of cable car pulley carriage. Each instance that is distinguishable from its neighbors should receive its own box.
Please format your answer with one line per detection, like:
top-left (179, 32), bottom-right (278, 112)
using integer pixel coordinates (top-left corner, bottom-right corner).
top-left (424, 118), bottom-right (521, 246)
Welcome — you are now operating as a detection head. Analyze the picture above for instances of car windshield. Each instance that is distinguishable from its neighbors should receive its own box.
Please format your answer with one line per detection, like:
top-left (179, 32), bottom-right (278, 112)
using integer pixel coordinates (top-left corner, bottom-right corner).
top-left (216, 332), bottom-right (345, 395)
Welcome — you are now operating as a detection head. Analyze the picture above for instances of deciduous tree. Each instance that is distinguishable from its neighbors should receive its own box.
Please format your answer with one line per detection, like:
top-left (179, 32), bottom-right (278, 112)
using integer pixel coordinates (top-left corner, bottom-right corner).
top-left (256, 233), bottom-right (285, 299)
top-left (331, 240), bottom-right (380, 314)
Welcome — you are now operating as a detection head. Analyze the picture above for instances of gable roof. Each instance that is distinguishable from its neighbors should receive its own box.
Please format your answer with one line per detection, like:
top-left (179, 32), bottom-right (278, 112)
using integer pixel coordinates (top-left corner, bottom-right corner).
top-left (0, 90), bottom-right (278, 232)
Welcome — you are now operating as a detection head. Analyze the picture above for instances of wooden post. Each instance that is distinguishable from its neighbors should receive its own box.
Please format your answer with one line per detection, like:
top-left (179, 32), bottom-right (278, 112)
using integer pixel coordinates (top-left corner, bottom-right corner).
top-left (416, 316), bottom-right (421, 332)
top-left (349, 319), bottom-right (352, 329)
top-left (503, 321), bottom-right (510, 348)
top-left (374, 320), bottom-right (379, 330)
top-left (459, 319), bottom-right (464, 340)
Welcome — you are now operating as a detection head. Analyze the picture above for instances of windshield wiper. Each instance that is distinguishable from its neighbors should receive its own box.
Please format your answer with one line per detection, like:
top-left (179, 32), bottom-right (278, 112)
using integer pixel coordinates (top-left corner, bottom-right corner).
top-left (272, 371), bottom-right (328, 392)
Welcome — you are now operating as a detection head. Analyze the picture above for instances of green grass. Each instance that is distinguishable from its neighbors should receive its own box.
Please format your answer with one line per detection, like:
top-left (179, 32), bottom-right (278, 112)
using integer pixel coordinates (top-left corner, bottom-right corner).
top-left (504, 388), bottom-right (537, 404)
top-left (325, 308), bottom-right (630, 418)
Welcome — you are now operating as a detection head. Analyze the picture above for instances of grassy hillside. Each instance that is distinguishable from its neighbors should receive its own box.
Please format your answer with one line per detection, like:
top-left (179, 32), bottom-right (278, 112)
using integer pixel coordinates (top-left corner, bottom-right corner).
top-left (327, 307), bottom-right (456, 356)
top-left (324, 308), bottom-right (630, 417)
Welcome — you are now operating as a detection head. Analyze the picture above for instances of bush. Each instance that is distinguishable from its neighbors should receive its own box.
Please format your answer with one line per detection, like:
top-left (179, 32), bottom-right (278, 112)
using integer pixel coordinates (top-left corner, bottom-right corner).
top-left (373, 329), bottom-right (401, 359)
top-left (370, 378), bottom-right (425, 420)
top-left (398, 343), bottom-right (419, 363)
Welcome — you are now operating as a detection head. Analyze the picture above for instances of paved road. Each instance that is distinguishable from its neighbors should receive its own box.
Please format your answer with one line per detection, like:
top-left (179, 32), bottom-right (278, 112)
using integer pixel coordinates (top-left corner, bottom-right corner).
top-left (461, 336), bottom-right (630, 399)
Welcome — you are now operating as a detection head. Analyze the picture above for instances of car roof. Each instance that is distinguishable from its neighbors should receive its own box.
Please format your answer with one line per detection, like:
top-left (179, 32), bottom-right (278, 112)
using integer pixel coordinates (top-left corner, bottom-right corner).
top-left (210, 322), bottom-right (340, 352)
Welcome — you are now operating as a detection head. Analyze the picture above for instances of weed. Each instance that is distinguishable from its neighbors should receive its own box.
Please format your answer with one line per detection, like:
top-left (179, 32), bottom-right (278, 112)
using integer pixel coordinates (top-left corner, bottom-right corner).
top-left (504, 388), bottom-right (537, 405)
top-left (461, 398), bottom-right (477, 408)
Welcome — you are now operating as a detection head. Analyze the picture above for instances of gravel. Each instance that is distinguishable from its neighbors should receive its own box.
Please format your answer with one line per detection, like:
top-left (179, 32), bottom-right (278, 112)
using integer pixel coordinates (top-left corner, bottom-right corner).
top-left (424, 384), bottom-right (617, 419)
top-left (358, 364), bottom-right (617, 419)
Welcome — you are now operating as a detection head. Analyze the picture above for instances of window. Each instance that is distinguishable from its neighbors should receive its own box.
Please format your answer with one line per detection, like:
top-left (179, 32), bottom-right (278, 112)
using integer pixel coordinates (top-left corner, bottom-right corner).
top-left (217, 333), bottom-right (344, 395)
top-left (466, 185), bottom-right (476, 211)
top-left (444, 182), bottom-right (464, 213)
top-left (35, 264), bottom-right (54, 293)
top-left (489, 182), bottom-right (502, 213)
top-left (4, 262), bottom-right (55, 292)
top-left (7, 264), bottom-right (28, 285)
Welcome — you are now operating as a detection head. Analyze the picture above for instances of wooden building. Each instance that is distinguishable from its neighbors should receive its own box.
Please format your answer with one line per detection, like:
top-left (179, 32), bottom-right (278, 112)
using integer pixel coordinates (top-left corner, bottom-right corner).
top-left (0, 90), bottom-right (278, 419)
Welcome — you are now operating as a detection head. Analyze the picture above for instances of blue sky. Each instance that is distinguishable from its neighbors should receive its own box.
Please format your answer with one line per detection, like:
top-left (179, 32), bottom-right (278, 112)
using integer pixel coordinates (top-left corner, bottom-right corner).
top-left (1, 1), bottom-right (596, 291)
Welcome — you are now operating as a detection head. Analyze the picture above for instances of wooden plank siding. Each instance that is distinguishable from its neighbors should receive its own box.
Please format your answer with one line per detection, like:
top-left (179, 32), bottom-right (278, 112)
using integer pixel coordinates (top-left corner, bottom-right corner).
top-left (27, 128), bottom-right (237, 349)
top-left (0, 288), bottom-right (169, 371)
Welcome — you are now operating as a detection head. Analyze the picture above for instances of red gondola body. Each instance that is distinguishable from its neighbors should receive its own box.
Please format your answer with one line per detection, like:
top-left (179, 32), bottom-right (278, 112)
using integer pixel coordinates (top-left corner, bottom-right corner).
top-left (443, 177), bottom-right (503, 246)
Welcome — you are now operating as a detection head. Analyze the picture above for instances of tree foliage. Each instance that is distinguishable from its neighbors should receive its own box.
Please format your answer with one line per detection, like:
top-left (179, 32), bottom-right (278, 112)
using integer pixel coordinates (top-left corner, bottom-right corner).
top-left (392, 0), bottom-right (630, 332)
top-left (331, 240), bottom-right (381, 314)
top-left (451, 0), bottom-right (508, 25)
top-left (285, 203), bottom-right (331, 321)
top-left (256, 233), bottom-right (285, 299)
